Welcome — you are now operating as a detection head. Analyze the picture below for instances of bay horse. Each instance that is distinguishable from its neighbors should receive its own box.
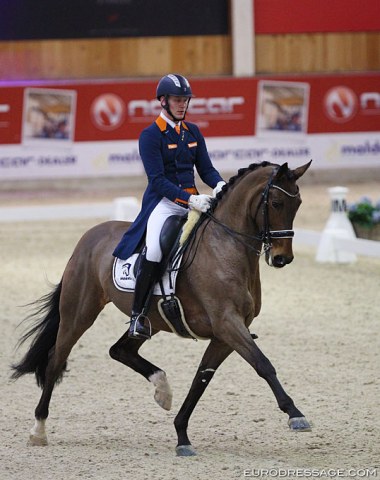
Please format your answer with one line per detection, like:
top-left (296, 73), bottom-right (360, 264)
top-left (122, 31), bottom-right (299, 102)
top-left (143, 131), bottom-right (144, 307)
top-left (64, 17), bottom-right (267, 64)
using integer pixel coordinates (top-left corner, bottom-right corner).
top-left (11, 160), bottom-right (312, 456)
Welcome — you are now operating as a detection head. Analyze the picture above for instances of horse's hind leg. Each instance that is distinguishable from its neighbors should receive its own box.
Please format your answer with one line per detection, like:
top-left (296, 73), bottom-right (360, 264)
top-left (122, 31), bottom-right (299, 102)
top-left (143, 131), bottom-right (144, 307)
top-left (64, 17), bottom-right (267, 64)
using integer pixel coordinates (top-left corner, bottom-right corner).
top-left (174, 338), bottom-right (233, 456)
top-left (109, 333), bottom-right (172, 411)
top-left (30, 282), bottom-right (106, 446)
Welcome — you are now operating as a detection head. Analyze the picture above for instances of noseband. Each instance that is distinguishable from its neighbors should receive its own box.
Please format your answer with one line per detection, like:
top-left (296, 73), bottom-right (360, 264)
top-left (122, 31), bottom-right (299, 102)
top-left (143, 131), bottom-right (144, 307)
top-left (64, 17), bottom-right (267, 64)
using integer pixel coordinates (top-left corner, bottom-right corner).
top-left (206, 171), bottom-right (300, 256)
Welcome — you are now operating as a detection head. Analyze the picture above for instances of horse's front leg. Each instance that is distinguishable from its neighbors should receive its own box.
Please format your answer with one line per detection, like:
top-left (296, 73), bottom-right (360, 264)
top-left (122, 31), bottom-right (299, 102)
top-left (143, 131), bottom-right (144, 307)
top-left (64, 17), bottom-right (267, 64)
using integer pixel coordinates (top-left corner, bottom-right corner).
top-left (109, 331), bottom-right (172, 411)
top-left (174, 338), bottom-right (233, 456)
top-left (217, 316), bottom-right (312, 432)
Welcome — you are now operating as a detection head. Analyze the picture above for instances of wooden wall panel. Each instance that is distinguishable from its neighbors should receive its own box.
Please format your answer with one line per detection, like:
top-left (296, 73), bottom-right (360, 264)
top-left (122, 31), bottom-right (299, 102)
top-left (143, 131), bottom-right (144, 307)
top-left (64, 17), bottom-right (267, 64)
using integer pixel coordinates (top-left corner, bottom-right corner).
top-left (1, 32), bottom-right (378, 80)
top-left (0, 36), bottom-right (232, 81)
top-left (255, 32), bottom-right (380, 74)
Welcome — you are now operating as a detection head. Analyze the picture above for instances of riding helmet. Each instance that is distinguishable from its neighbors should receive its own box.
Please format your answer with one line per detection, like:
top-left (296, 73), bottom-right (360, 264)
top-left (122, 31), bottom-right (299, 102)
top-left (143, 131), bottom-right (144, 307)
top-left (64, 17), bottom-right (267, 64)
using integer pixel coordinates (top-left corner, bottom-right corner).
top-left (156, 74), bottom-right (193, 99)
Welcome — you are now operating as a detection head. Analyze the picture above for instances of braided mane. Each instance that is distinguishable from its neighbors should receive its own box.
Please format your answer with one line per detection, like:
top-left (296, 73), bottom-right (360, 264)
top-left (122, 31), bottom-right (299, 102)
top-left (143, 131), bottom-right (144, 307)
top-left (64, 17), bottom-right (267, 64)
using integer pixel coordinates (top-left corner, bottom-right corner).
top-left (178, 161), bottom-right (280, 258)
top-left (212, 161), bottom-right (279, 210)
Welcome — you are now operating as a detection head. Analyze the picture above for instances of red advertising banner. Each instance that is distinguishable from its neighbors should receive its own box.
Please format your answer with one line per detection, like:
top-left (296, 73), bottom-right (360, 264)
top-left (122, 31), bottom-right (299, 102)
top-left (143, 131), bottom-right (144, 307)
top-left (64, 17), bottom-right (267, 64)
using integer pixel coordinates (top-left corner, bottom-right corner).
top-left (1, 73), bottom-right (380, 146)
top-left (254, 0), bottom-right (380, 34)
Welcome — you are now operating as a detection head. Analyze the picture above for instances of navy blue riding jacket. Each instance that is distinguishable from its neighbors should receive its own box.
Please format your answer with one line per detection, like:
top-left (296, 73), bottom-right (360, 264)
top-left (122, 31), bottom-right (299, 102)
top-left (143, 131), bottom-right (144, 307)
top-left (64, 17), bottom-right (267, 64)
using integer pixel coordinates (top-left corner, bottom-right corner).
top-left (113, 115), bottom-right (223, 260)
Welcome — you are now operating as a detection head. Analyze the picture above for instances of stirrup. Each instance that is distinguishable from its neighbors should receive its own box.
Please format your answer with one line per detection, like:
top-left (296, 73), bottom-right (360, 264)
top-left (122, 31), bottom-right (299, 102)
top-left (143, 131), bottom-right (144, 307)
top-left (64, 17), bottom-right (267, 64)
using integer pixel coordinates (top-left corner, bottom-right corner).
top-left (128, 314), bottom-right (152, 340)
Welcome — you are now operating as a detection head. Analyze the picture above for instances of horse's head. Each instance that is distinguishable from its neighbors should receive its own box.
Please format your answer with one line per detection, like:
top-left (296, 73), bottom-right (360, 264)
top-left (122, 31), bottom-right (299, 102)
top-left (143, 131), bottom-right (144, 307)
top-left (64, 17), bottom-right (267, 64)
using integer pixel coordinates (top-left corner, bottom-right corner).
top-left (195, 161), bottom-right (311, 271)
top-left (253, 161), bottom-right (312, 268)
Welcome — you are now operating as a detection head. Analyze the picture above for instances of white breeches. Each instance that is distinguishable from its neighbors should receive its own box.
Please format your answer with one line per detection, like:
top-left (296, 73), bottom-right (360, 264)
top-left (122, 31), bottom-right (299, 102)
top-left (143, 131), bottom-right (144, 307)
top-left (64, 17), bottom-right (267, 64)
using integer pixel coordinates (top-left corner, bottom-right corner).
top-left (145, 198), bottom-right (188, 262)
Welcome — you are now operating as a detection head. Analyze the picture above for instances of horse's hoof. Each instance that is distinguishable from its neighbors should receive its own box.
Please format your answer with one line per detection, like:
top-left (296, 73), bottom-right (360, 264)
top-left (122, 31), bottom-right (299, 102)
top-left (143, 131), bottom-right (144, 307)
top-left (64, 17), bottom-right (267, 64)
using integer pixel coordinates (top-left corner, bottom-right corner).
top-left (27, 434), bottom-right (48, 446)
top-left (176, 444), bottom-right (197, 456)
top-left (150, 371), bottom-right (173, 411)
top-left (288, 416), bottom-right (312, 432)
top-left (154, 387), bottom-right (172, 411)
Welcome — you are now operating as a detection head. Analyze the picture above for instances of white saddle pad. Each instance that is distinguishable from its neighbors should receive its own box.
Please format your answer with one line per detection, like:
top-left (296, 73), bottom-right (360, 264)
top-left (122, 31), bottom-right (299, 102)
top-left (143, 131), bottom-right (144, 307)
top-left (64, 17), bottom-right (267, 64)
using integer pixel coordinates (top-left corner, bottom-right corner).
top-left (112, 253), bottom-right (181, 296)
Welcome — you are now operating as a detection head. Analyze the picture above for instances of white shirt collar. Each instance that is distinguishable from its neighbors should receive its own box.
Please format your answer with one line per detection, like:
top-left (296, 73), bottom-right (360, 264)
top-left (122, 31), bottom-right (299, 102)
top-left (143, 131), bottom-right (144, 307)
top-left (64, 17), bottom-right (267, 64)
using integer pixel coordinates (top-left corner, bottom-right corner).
top-left (160, 111), bottom-right (181, 129)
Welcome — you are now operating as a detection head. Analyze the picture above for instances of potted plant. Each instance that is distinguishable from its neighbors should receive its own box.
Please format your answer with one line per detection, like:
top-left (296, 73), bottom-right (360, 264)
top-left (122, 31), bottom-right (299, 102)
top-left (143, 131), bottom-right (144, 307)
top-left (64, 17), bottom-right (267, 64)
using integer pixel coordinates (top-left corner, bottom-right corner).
top-left (348, 196), bottom-right (380, 240)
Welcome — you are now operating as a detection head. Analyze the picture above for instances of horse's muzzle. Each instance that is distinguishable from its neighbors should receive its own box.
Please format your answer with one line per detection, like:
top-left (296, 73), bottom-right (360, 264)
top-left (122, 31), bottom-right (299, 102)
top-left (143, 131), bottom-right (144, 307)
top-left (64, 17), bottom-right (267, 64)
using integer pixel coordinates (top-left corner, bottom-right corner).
top-left (266, 251), bottom-right (294, 268)
top-left (274, 254), bottom-right (294, 268)
top-left (264, 230), bottom-right (295, 268)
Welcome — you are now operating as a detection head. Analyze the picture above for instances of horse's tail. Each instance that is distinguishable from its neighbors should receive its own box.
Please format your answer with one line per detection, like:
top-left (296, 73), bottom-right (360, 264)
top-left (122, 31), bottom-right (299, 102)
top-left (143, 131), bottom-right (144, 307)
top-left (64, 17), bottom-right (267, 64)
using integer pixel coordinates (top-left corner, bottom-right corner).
top-left (11, 280), bottom-right (66, 388)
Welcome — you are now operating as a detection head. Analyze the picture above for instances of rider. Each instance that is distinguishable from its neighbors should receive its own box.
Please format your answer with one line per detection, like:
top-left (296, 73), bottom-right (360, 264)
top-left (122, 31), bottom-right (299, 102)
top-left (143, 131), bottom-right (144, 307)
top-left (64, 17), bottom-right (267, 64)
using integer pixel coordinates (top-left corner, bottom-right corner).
top-left (113, 73), bottom-right (226, 340)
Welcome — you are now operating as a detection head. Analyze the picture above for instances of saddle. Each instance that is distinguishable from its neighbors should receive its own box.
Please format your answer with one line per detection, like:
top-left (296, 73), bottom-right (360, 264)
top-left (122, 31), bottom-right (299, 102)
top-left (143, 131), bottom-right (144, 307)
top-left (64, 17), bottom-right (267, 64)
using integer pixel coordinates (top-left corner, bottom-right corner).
top-left (113, 215), bottom-right (207, 340)
top-left (133, 214), bottom-right (186, 280)
top-left (152, 215), bottom-right (203, 339)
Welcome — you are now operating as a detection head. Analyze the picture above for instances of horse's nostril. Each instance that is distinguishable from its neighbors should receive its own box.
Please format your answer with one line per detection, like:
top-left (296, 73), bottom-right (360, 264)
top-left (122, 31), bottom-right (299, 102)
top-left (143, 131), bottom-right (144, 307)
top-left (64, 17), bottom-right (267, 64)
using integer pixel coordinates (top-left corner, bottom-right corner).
top-left (274, 256), bottom-right (285, 267)
top-left (273, 255), bottom-right (293, 267)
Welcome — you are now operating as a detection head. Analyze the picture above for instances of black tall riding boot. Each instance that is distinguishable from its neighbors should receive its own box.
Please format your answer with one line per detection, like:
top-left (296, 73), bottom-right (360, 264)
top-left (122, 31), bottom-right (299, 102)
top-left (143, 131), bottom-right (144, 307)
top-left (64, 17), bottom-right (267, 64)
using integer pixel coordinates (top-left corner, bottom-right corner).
top-left (128, 255), bottom-right (159, 340)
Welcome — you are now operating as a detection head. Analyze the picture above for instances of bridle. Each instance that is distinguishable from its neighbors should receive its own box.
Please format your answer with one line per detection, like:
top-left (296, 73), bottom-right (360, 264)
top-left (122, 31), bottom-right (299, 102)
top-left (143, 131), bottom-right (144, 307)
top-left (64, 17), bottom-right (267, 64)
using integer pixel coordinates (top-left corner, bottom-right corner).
top-left (258, 173), bottom-right (300, 250)
top-left (205, 171), bottom-right (300, 256)
top-left (172, 170), bottom-right (301, 273)
top-left (172, 167), bottom-right (302, 274)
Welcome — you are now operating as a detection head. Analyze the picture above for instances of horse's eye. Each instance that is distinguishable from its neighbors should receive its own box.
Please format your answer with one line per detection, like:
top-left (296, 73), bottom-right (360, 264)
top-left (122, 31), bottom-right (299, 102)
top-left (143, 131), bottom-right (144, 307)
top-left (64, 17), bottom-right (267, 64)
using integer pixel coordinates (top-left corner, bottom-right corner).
top-left (272, 201), bottom-right (283, 209)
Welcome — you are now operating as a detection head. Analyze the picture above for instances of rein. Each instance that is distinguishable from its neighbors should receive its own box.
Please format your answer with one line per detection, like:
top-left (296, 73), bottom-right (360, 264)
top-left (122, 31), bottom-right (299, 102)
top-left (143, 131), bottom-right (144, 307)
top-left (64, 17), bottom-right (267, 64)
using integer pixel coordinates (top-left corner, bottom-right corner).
top-left (171, 168), bottom-right (300, 273)
top-left (203, 210), bottom-right (264, 255)
top-left (206, 173), bottom-right (300, 256)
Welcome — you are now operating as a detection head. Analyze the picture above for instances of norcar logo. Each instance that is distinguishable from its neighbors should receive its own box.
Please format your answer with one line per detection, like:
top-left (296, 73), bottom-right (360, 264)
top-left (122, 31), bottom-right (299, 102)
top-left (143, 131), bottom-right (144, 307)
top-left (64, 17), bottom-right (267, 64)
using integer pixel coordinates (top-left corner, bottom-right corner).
top-left (128, 97), bottom-right (245, 117)
top-left (91, 94), bottom-right (126, 130)
top-left (324, 86), bottom-right (380, 123)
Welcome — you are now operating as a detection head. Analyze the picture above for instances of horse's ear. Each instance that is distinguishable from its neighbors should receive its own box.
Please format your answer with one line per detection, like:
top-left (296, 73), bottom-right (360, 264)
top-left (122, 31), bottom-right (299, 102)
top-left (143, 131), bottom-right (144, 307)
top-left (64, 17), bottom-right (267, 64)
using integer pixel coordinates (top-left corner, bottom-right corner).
top-left (274, 162), bottom-right (289, 180)
top-left (292, 160), bottom-right (312, 180)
